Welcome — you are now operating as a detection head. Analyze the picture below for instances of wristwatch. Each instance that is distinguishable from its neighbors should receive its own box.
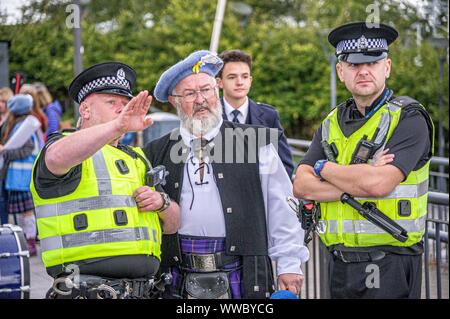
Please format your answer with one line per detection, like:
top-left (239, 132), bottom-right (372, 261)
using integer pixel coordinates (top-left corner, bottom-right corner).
top-left (157, 192), bottom-right (171, 212)
top-left (313, 159), bottom-right (328, 180)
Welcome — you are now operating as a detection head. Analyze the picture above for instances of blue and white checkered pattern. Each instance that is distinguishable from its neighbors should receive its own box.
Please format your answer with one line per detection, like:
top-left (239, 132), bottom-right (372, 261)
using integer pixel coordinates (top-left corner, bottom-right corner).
top-left (77, 76), bottom-right (131, 103)
top-left (336, 37), bottom-right (387, 55)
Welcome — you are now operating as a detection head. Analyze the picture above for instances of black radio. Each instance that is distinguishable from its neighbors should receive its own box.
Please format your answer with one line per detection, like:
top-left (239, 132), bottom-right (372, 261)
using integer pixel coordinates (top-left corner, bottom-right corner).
top-left (146, 165), bottom-right (168, 187)
top-left (350, 136), bottom-right (375, 164)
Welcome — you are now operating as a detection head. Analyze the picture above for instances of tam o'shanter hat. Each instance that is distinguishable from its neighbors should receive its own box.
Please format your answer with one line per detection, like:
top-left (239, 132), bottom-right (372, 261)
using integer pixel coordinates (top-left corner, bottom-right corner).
top-left (328, 22), bottom-right (398, 64)
top-left (68, 62), bottom-right (136, 104)
top-left (154, 50), bottom-right (224, 103)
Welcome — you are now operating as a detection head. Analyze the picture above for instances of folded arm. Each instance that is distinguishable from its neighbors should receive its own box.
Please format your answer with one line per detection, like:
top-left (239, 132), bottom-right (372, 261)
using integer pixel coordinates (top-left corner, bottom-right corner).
top-left (294, 147), bottom-right (400, 200)
top-left (320, 161), bottom-right (404, 198)
top-left (293, 164), bottom-right (344, 202)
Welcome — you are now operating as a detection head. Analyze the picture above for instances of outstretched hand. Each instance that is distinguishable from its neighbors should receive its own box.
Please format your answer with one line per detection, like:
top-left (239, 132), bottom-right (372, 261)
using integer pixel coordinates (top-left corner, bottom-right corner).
top-left (115, 90), bottom-right (154, 134)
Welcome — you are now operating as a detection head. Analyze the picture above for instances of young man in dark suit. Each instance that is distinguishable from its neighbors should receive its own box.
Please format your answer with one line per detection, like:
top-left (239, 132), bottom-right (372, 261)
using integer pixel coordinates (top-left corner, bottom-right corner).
top-left (217, 50), bottom-right (294, 178)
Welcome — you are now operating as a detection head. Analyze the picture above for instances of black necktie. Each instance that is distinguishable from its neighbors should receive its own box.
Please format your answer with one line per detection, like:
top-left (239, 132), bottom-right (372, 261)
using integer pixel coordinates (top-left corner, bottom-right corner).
top-left (231, 109), bottom-right (241, 123)
top-left (187, 138), bottom-right (210, 210)
top-left (191, 138), bottom-right (209, 183)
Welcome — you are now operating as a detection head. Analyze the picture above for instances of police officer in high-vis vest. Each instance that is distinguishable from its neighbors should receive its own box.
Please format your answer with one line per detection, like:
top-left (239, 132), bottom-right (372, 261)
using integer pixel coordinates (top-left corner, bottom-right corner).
top-left (294, 22), bottom-right (434, 298)
top-left (30, 62), bottom-right (180, 283)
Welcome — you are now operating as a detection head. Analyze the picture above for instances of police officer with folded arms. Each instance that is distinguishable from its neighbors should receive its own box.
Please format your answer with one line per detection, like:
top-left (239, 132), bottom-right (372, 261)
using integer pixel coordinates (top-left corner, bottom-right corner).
top-left (30, 62), bottom-right (180, 292)
top-left (293, 22), bottom-right (434, 298)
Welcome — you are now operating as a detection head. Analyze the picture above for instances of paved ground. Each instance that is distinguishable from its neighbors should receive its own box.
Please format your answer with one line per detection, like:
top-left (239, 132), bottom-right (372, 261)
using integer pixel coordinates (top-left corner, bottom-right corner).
top-left (29, 243), bottom-right (53, 299)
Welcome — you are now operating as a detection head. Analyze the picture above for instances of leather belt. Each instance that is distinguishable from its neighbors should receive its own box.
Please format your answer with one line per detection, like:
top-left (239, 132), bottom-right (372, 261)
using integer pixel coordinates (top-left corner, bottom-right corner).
top-left (181, 252), bottom-right (241, 272)
top-left (332, 250), bottom-right (387, 263)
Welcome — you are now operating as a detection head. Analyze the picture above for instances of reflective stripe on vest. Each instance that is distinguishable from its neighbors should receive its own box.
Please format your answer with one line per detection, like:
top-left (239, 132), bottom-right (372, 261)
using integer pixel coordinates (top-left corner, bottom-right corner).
top-left (386, 101), bottom-right (401, 112)
top-left (372, 102), bottom-right (401, 155)
top-left (320, 215), bottom-right (426, 234)
top-left (93, 150), bottom-right (113, 195)
top-left (355, 179), bottom-right (428, 201)
top-left (322, 118), bottom-right (331, 141)
top-left (35, 195), bottom-right (137, 219)
top-left (41, 226), bottom-right (152, 251)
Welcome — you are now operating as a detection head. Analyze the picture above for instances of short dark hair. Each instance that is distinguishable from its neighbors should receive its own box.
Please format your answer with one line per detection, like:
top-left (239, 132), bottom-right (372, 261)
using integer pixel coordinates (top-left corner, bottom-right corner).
top-left (217, 50), bottom-right (252, 78)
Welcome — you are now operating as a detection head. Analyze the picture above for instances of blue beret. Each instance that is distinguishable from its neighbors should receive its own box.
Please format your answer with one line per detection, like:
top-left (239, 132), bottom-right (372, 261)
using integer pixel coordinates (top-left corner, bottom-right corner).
top-left (68, 62), bottom-right (136, 104)
top-left (7, 94), bottom-right (33, 116)
top-left (154, 50), bottom-right (223, 102)
top-left (328, 22), bottom-right (398, 64)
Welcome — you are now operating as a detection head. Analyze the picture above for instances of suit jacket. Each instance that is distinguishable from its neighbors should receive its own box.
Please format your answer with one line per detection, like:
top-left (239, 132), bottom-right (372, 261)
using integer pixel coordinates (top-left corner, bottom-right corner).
top-left (221, 97), bottom-right (294, 177)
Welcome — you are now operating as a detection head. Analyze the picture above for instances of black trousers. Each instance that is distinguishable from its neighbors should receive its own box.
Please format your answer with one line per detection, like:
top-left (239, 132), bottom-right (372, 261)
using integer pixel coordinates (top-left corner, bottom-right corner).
top-left (329, 253), bottom-right (422, 299)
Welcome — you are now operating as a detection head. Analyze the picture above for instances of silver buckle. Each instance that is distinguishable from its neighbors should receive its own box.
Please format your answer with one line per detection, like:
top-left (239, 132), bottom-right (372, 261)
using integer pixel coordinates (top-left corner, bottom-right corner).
top-left (191, 254), bottom-right (217, 271)
top-left (333, 250), bottom-right (350, 263)
top-left (339, 251), bottom-right (349, 263)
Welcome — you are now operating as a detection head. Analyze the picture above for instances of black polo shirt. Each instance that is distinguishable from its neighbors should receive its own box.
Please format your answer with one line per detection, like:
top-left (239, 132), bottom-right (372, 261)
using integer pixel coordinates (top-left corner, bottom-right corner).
top-left (33, 131), bottom-right (82, 199)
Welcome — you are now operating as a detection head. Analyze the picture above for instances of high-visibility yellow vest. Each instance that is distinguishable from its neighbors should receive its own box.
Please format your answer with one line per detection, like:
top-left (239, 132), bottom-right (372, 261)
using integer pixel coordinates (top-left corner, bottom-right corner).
top-left (318, 98), bottom-right (434, 247)
top-left (30, 141), bottom-right (162, 268)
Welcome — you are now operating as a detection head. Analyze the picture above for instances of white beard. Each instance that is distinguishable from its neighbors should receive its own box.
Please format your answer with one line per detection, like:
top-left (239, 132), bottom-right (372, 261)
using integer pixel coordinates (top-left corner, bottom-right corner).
top-left (177, 100), bottom-right (223, 136)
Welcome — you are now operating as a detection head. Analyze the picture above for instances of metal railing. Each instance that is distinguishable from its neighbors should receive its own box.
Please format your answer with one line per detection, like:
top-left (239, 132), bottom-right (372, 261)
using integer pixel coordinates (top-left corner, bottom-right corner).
top-left (291, 138), bottom-right (449, 299)
top-left (424, 191), bottom-right (449, 299)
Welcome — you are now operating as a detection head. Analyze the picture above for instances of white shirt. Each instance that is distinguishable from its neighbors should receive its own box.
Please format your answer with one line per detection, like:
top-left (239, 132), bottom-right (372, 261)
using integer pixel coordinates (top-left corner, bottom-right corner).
top-left (223, 97), bottom-right (249, 124)
top-left (178, 120), bottom-right (309, 275)
top-left (179, 119), bottom-right (226, 237)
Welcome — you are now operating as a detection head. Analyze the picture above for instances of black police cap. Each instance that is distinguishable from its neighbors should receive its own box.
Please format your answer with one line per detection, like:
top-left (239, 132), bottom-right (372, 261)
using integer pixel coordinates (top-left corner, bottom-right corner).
top-left (68, 62), bottom-right (136, 104)
top-left (328, 22), bottom-right (398, 64)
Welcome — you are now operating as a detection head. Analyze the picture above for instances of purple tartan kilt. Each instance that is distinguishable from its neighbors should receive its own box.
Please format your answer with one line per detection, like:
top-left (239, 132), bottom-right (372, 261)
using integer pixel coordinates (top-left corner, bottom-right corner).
top-left (169, 236), bottom-right (243, 299)
top-left (7, 191), bottom-right (35, 214)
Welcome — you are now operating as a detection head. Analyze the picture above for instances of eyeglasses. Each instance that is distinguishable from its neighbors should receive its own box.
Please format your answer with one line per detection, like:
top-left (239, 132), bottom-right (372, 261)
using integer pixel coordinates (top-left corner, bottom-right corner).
top-left (172, 86), bottom-right (216, 102)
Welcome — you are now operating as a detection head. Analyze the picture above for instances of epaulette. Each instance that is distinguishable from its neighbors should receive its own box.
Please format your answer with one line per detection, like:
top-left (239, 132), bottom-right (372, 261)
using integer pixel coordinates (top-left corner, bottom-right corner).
top-left (256, 102), bottom-right (276, 110)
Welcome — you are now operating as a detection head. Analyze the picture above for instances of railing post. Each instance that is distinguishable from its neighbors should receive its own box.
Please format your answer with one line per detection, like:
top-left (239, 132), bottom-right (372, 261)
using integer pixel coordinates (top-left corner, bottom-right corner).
top-left (424, 219), bottom-right (430, 299)
top-left (435, 222), bottom-right (442, 299)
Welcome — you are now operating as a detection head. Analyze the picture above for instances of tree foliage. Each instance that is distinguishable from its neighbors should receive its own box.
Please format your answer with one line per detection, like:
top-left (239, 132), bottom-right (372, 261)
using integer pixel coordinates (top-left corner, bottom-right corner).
top-left (0, 0), bottom-right (448, 154)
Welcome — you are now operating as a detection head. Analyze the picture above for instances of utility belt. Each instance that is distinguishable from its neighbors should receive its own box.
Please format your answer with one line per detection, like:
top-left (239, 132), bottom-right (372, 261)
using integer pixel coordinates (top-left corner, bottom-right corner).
top-left (46, 273), bottom-right (172, 299)
top-left (331, 249), bottom-right (387, 263)
top-left (181, 252), bottom-right (241, 272)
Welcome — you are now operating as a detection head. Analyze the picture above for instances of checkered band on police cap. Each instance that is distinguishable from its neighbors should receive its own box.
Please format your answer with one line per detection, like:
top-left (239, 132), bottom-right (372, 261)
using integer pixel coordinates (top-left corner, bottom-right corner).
top-left (77, 75), bottom-right (131, 103)
top-left (68, 62), bottom-right (136, 104)
top-left (336, 36), bottom-right (388, 55)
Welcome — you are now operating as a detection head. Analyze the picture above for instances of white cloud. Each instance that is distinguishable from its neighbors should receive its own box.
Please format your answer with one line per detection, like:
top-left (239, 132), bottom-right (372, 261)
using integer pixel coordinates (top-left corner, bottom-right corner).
top-left (0, 0), bottom-right (31, 24)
